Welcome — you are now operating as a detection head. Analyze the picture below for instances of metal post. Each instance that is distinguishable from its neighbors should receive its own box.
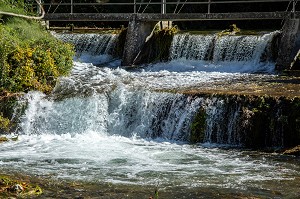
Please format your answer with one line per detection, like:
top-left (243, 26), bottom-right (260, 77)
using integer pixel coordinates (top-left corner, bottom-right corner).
top-left (37, 0), bottom-right (42, 15)
top-left (71, 0), bottom-right (73, 14)
top-left (293, 0), bottom-right (296, 13)
top-left (134, 0), bottom-right (136, 13)
top-left (208, 0), bottom-right (211, 14)
top-left (162, 0), bottom-right (166, 14)
top-left (292, 0), bottom-right (296, 19)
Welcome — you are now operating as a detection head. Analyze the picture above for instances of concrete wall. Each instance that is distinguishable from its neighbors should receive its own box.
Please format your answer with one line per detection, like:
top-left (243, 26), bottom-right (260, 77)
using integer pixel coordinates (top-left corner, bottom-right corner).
top-left (276, 19), bottom-right (300, 70)
top-left (121, 15), bottom-right (157, 66)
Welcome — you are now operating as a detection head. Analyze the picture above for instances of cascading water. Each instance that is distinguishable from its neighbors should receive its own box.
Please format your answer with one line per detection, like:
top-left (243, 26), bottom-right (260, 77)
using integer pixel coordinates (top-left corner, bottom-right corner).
top-left (170, 34), bottom-right (215, 61)
top-left (1, 31), bottom-right (300, 198)
top-left (55, 33), bottom-right (117, 56)
top-left (168, 31), bottom-right (279, 73)
top-left (54, 33), bottom-right (119, 65)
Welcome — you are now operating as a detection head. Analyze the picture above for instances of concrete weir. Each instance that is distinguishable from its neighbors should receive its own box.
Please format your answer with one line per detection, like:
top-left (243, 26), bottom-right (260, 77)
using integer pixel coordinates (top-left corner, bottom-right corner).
top-left (121, 15), bottom-right (157, 66)
top-left (121, 16), bottom-right (300, 69)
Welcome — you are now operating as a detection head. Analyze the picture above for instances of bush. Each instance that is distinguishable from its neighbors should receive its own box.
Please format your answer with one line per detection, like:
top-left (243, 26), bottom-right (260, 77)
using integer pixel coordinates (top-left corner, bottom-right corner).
top-left (0, 17), bottom-right (74, 93)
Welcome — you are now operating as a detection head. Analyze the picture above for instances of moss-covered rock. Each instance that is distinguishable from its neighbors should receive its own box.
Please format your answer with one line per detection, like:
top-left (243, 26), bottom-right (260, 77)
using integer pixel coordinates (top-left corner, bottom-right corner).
top-left (237, 95), bottom-right (300, 149)
top-left (188, 94), bottom-right (300, 149)
top-left (190, 108), bottom-right (206, 143)
top-left (0, 136), bottom-right (9, 143)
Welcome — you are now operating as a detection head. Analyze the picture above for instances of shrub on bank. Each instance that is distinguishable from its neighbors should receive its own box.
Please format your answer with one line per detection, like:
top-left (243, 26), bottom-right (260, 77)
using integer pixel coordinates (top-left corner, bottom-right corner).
top-left (0, 18), bottom-right (74, 93)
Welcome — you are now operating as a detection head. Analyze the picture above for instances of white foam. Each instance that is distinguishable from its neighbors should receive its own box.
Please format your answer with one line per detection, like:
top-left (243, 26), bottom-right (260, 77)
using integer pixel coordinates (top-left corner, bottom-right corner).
top-left (0, 132), bottom-right (293, 188)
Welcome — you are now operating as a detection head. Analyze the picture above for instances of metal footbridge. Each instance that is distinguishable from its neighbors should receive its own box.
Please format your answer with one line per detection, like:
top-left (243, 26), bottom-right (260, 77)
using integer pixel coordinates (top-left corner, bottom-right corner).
top-left (42, 0), bottom-right (299, 21)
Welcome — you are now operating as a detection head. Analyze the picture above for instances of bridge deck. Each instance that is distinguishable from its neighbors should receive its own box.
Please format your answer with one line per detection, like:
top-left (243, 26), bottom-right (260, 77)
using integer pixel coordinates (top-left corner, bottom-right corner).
top-left (44, 11), bottom-right (300, 21)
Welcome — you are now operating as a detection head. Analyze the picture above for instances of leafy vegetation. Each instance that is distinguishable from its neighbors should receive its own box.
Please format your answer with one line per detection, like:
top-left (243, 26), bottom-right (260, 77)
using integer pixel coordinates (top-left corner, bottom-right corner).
top-left (0, 174), bottom-right (43, 198)
top-left (0, 17), bottom-right (74, 93)
top-left (217, 24), bottom-right (241, 37)
top-left (0, 0), bottom-right (31, 15)
top-left (190, 108), bottom-right (206, 143)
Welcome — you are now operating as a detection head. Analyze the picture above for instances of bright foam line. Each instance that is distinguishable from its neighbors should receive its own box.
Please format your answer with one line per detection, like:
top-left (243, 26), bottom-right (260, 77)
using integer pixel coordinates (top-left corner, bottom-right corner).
top-left (142, 59), bottom-right (275, 73)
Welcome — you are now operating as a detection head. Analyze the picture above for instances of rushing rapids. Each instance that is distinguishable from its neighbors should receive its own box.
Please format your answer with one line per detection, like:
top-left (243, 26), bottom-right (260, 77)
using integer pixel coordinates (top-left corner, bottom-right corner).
top-left (1, 31), bottom-right (300, 198)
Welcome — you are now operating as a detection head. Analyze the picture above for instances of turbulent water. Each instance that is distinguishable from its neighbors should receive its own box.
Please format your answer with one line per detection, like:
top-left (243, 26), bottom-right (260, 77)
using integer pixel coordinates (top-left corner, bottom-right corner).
top-left (1, 31), bottom-right (300, 198)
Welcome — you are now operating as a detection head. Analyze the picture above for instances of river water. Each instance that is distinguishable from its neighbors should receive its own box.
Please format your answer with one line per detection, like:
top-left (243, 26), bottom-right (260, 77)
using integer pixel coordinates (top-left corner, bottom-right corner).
top-left (1, 31), bottom-right (300, 198)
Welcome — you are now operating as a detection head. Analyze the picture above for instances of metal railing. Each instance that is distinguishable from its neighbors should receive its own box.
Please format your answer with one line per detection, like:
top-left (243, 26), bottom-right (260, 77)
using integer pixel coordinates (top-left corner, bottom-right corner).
top-left (39, 0), bottom-right (297, 15)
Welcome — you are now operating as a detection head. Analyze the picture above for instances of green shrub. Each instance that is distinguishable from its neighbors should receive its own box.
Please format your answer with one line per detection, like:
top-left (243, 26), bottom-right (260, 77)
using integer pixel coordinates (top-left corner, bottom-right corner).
top-left (0, 17), bottom-right (74, 93)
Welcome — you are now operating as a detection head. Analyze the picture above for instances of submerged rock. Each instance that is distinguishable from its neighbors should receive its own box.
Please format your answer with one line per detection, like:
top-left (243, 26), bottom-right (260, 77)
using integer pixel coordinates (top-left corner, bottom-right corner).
top-left (8, 184), bottom-right (24, 193)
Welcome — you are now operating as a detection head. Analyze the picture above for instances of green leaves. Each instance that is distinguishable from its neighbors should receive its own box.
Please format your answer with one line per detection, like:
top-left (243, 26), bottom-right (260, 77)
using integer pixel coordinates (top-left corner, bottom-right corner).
top-left (0, 18), bottom-right (74, 94)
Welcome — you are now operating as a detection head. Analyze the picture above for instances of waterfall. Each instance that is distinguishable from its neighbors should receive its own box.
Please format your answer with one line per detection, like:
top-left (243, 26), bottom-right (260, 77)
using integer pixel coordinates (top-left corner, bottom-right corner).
top-left (170, 34), bottom-right (215, 61)
top-left (55, 33), bottom-right (118, 56)
top-left (169, 32), bottom-right (279, 72)
top-left (19, 90), bottom-right (202, 141)
top-left (212, 33), bottom-right (275, 62)
top-left (54, 33), bottom-right (119, 65)
top-left (2, 27), bottom-right (300, 197)
top-left (19, 31), bottom-right (289, 148)
top-left (19, 80), bottom-right (293, 149)
top-left (6, 87), bottom-right (300, 196)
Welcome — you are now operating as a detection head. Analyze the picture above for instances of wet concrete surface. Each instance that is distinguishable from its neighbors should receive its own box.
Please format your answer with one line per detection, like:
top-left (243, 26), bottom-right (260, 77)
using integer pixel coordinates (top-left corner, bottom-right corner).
top-left (174, 75), bottom-right (300, 98)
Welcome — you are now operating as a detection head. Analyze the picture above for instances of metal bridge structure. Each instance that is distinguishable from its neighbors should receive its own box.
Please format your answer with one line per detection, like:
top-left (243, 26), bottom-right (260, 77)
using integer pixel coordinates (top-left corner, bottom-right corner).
top-left (42, 0), bottom-right (299, 21)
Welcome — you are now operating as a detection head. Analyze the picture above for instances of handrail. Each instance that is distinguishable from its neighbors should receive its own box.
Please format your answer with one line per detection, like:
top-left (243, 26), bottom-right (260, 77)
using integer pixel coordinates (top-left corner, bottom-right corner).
top-left (39, 0), bottom-right (297, 15)
top-left (0, 0), bottom-right (45, 19)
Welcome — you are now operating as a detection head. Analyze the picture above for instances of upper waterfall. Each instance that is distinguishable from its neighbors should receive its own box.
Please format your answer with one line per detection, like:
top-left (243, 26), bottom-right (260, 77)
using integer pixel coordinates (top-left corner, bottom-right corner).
top-left (55, 33), bottom-right (118, 56)
top-left (53, 31), bottom-right (279, 73)
top-left (168, 31), bottom-right (279, 73)
top-left (54, 33), bottom-right (119, 65)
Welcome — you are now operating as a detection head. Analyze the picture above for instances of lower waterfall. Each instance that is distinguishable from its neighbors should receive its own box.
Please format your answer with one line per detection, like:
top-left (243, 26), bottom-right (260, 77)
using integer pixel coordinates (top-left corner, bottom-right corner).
top-left (18, 77), bottom-right (297, 148)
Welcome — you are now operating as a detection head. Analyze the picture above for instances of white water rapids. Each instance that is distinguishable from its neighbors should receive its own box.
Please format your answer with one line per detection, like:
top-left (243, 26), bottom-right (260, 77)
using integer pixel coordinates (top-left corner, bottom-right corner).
top-left (1, 31), bottom-right (300, 198)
